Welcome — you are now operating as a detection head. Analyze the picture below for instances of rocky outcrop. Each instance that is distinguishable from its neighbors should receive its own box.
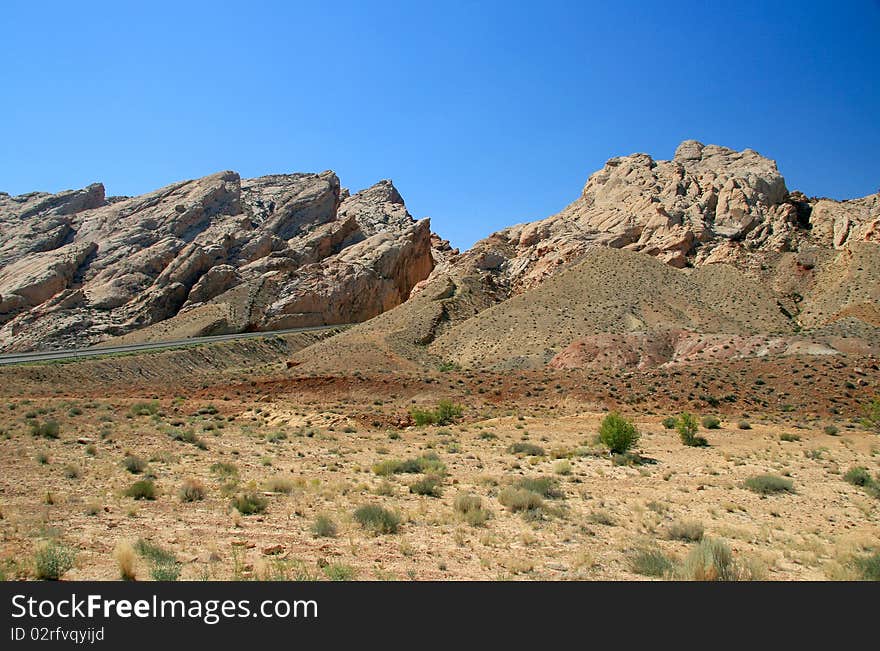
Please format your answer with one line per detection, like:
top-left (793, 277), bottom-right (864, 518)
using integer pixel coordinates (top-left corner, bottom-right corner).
top-left (422, 140), bottom-right (880, 301)
top-left (0, 171), bottom-right (440, 351)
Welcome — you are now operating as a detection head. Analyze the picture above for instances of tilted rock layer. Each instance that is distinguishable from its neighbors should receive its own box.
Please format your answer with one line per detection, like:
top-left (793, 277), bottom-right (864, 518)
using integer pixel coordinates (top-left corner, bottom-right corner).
top-left (0, 171), bottom-right (448, 351)
top-left (294, 140), bottom-right (879, 373)
top-left (424, 140), bottom-right (879, 300)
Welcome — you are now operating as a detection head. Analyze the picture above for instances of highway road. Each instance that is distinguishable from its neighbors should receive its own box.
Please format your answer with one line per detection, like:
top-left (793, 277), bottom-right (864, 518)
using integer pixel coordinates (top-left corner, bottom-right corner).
top-left (0, 324), bottom-right (347, 366)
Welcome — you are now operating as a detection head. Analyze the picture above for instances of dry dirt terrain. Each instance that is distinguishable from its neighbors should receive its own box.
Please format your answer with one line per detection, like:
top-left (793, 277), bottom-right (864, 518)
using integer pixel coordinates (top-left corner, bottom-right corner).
top-left (0, 346), bottom-right (877, 582)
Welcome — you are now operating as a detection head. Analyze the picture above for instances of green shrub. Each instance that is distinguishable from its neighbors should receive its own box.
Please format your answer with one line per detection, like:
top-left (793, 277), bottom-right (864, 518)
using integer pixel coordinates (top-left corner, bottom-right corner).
top-left (701, 415), bottom-right (721, 429)
top-left (323, 564), bottom-right (357, 581)
top-left (435, 400), bottom-right (463, 425)
top-left (862, 397), bottom-right (880, 433)
top-left (854, 552), bottom-right (880, 581)
top-left (677, 412), bottom-right (708, 447)
top-left (231, 492), bottom-right (267, 515)
top-left (122, 455), bottom-right (147, 474)
top-left (354, 505), bottom-right (400, 534)
top-left (843, 467), bottom-right (873, 488)
top-left (135, 539), bottom-right (180, 581)
top-left (743, 474), bottom-right (793, 495)
top-left (598, 412), bottom-right (640, 454)
top-left (410, 400), bottom-right (464, 427)
top-left (779, 432), bottom-right (801, 442)
top-left (34, 541), bottom-right (75, 580)
top-left (823, 424), bottom-right (839, 436)
top-left (737, 420), bottom-right (752, 430)
top-left (130, 401), bottom-right (159, 416)
top-left (124, 480), bottom-right (156, 500)
top-left (629, 548), bottom-right (675, 577)
top-left (30, 420), bottom-right (60, 439)
top-left (371, 453), bottom-right (445, 476)
top-left (171, 429), bottom-right (207, 449)
top-left (661, 416), bottom-right (677, 429)
top-left (410, 476), bottom-right (443, 497)
top-left (312, 514), bottom-right (337, 538)
top-left (507, 442), bottom-right (545, 456)
top-left (210, 461), bottom-right (238, 477)
top-left (677, 538), bottom-right (762, 581)
top-left (668, 520), bottom-right (705, 542)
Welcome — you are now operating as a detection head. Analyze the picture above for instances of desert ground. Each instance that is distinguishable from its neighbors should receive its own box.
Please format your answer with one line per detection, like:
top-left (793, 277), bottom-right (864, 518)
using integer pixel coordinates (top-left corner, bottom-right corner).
top-left (0, 341), bottom-right (877, 581)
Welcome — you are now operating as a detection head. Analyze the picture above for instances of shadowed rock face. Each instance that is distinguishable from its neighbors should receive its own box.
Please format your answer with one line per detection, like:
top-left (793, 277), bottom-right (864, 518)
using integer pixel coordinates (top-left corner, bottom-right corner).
top-left (0, 171), bottom-right (441, 351)
top-left (424, 140), bottom-right (880, 300)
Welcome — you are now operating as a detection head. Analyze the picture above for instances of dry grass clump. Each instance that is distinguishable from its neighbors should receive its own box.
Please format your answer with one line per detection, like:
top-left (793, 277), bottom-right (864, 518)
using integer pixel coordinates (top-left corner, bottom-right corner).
top-left (677, 538), bottom-right (763, 581)
top-left (178, 479), bottom-right (206, 502)
top-left (743, 474), bottom-right (793, 495)
top-left (114, 542), bottom-right (137, 581)
top-left (667, 520), bottom-right (705, 542)
top-left (353, 504), bottom-right (400, 534)
top-left (454, 493), bottom-right (490, 526)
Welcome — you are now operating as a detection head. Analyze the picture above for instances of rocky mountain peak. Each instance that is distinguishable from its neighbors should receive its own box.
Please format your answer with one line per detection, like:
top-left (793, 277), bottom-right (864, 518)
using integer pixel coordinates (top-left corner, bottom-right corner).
top-left (0, 169), bottom-right (443, 351)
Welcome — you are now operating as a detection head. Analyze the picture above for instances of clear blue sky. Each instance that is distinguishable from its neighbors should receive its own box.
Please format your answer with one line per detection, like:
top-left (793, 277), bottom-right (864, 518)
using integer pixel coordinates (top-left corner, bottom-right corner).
top-left (2, 1), bottom-right (878, 250)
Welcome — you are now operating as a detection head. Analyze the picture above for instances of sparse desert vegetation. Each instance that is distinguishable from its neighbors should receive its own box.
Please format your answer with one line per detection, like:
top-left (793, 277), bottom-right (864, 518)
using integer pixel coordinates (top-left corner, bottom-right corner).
top-left (0, 348), bottom-right (877, 582)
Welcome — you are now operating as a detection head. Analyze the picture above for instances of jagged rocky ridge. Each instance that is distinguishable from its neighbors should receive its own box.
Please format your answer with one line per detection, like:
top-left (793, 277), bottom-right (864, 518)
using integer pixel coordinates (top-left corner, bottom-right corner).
top-left (0, 171), bottom-right (452, 351)
top-left (419, 139), bottom-right (879, 299)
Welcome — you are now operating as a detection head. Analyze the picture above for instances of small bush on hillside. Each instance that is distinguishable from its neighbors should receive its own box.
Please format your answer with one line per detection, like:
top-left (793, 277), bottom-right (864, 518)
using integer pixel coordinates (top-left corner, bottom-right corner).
top-left (410, 476), bottom-right (443, 497)
top-left (354, 505), bottom-right (400, 534)
top-left (453, 493), bottom-right (490, 526)
top-left (130, 401), bottom-right (159, 417)
top-left (677, 412), bottom-right (708, 447)
top-left (667, 520), bottom-right (704, 542)
top-left (677, 538), bottom-right (762, 581)
top-left (123, 455), bottom-right (147, 474)
top-left (124, 480), bottom-right (156, 500)
top-left (508, 442), bottom-right (545, 456)
top-left (312, 514), bottom-right (338, 538)
top-left (737, 421), bottom-right (752, 430)
top-left (324, 564), bottom-right (357, 581)
top-left (598, 412), bottom-right (640, 454)
top-left (231, 492), bottom-right (267, 515)
top-left (823, 424), bottom-right (839, 436)
top-left (860, 396), bottom-right (879, 433)
top-left (629, 548), bottom-right (675, 578)
top-left (844, 467), bottom-right (873, 487)
top-left (178, 479), bottom-right (206, 502)
top-left (372, 453), bottom-right (445, 476)
top-left (30, 420), bottom-right (60, 439)
top-left (263, 477), bottom-right (294, 494)
top-left (34, 541), bottom-right (75, 580)
top-left (743, 474), bottom-right (793, 495)
top-left (701, 415), bottom-right (721, 429)
top-left (210, 462), bottom-right (238, 477)
top-left (498, 487), bottom-right (543, 513)
top-left (514, 476), bottom-right (562, 499)
top-left (854, 551), bottom-right (880, 581)
top-left (410, 400), bottom-right (464, 427)
top-left (661, 416), bottom-right (677, 430)
top-left (135, 539), bottom-right (180, 581)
